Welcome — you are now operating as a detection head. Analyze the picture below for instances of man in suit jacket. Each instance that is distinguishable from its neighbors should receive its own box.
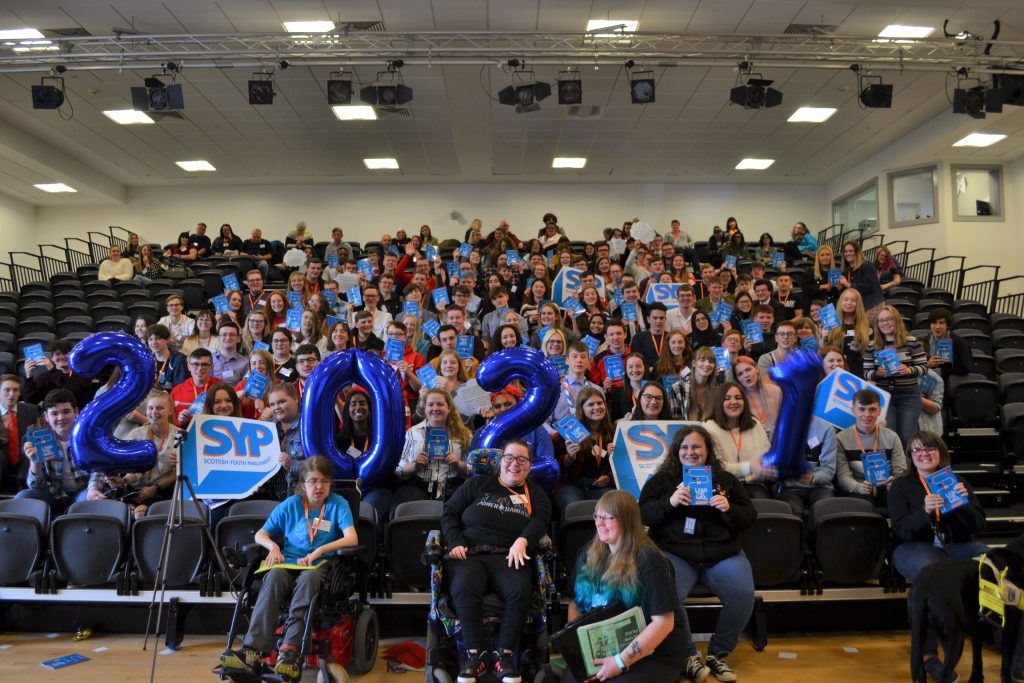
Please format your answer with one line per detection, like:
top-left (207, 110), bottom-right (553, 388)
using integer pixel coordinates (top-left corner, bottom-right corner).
top-left (0, 374), bottom-right (40, 489)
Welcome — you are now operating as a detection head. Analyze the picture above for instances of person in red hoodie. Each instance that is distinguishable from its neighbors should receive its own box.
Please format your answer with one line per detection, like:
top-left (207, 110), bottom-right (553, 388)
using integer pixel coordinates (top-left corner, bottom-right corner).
top-left (171, 348), bottom-right (222, 426)
top-left (395, 242), bottom-right (437, 290)
top-left (589, 320), bottom-right (631, 392)
top-left (384, 321), bottom-right (424, 429)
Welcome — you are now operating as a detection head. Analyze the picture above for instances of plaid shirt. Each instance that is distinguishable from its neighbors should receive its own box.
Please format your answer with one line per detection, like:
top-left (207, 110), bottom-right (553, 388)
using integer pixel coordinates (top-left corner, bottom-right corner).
top-left (26, 433), bottom-right (89, 500)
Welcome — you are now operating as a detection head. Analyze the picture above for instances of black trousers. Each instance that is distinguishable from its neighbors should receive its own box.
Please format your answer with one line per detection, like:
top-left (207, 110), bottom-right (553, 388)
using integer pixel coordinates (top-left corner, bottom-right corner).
top-left (446, 553), bottom-right (533, 652)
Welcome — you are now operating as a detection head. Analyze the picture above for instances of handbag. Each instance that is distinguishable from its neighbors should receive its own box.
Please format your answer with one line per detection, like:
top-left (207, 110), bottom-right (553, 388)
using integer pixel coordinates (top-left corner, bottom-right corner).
top-left (552, 599), bottom-right (627, 681)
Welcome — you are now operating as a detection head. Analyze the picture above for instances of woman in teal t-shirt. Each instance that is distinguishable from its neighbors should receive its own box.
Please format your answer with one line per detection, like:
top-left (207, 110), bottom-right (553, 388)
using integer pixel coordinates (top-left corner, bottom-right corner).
top-left (219, 456), bottom-right (357, 680)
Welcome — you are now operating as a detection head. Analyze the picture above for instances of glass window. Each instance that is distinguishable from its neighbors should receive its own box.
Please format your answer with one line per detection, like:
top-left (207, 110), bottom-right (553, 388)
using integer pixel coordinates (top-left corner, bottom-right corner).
top-left (888, 166), bottom-right (938, 227)
top-left (952, 165), bottom-right (1003, 220)
top-left (832, 179), bottom-right (878, 233)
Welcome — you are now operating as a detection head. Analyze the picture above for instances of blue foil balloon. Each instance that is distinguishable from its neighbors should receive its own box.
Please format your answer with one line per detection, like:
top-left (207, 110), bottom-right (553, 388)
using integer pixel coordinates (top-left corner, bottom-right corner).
top-left (69, 332), bottom-right (157, 474)
top-left (764, 349), bottom-right (825, 481)
top-left (300, 348), bottom-right (404, 487)
top-left (471, 347), bottom-right (561, 490)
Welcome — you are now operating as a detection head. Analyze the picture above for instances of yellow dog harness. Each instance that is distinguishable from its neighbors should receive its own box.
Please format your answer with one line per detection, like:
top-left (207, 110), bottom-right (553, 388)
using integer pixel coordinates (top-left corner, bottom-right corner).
top-left (979, 554), bottom-right (1024, 627)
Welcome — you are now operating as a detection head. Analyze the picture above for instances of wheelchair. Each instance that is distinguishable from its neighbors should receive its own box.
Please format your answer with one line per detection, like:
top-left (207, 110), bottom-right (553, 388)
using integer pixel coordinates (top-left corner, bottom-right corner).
top-left (216, 487), bottom-right (379, 683)
top-left (422, 529), bottom-right (557, 683)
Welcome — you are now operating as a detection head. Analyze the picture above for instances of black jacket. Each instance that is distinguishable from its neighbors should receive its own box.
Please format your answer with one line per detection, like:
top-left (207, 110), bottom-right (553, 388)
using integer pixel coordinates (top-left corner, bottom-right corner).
top-left (890, 475), bottom-right (985, 545)
top-left (639, 467), bottom-right (756, 565)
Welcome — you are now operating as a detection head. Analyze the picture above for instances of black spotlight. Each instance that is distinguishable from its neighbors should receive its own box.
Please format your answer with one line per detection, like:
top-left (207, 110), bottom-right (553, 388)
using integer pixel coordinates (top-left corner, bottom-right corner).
top-left (953, 85), bottom-right (1004, 119)
top-left (498, 81), bottom-right (552, 113)
top-left (629, 70), bottom-right (655, 104)
top-left (31, 76), bottom-right (65, 109)
top-left (360, 83), bottom-right (413, 106)
top-left (992, 73), bottom-right (1024, 106)
top-left (248, 75), bottom-right (275, 105)
top-left (729, 78), bottom-right (782, 109)
top-left (557, 70), bottom-right (583, 105)
top-left (860, 83), bottom-right (893, 108)
top-left (327, 78), bottom-right (352, 105)
top-left (131, 77), bottom-right (185, 111)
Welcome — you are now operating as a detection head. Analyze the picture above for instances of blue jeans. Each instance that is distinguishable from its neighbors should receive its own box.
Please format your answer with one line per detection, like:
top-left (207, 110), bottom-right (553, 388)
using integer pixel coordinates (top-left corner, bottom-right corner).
top-left (15, 486), bottom-right (89, 515)
top-left (886, 387), bottom-right (922, 449)
top-left (667, 551), bottom-right (755, 658)
top-left (893, 540), bottom-right (990, 582)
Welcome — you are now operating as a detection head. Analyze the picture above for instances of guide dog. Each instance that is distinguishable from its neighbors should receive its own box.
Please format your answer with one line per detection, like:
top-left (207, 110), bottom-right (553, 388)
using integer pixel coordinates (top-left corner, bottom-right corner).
top-left (908, 542), bottom-right (1024, 683)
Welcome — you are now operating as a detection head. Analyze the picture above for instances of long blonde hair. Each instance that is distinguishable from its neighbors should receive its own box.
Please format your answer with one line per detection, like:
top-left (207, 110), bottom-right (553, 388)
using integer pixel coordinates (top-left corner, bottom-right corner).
top-left (812, 245), bottom-right (835, 281)
top-left (582, 491), bottom-right (658, 594)
top-left (840, 240), bottom-right (864, 274)
top-left (828, 288), bottom-right (871, 352)
top-left (424, 388), bottom-right (472, 451)
top-left (870, 303), bottom-right (911, 349)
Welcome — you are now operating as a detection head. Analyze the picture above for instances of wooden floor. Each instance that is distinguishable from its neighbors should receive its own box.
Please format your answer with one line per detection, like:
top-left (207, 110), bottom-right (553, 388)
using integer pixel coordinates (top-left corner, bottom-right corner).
top-left (0, 630), bottom-right (1006, 681)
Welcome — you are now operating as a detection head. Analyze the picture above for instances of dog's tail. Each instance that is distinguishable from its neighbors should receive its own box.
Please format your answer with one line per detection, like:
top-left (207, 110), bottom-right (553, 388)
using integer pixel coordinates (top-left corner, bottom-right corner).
top-left (910, 591), bottom-right (930, 683)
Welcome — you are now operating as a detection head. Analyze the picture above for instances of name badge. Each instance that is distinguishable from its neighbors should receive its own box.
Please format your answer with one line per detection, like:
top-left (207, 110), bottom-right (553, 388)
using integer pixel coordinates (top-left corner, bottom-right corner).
top-left (807, 435), bottom-right (821, 449)
top-left (346, 445), bottom-right (363, 459)
top-left (317, 519), bottom-right (332, 533)
top-left (279, 367), bottom-right (293, 377)
top-left (684, 517), bottom-right (697, 535)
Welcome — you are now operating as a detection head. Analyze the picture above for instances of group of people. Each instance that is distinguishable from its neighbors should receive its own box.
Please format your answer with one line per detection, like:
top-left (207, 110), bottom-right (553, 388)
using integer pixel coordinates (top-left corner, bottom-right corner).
top-left (6, 214), bottom-right (988, 683)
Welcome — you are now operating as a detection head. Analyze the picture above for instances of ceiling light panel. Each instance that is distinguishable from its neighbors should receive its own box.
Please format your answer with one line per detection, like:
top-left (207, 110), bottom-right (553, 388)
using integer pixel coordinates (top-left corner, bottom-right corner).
top-left (552, 157), bottom-right (587, 168)
top-left (176, 160), bottom-right (216, 171)
top-left (34, 182), bottom-right (76, 192)
top-left (103, 109), bottom-right (155, 125)
top-left (363, 158), bottom-right (399, 169)
top-left (952, 133), bottom-right (1006, 147)
top-left (735, 158), bottom-right (775, 170)
top-left (788, 107), bottom-right (837, 123)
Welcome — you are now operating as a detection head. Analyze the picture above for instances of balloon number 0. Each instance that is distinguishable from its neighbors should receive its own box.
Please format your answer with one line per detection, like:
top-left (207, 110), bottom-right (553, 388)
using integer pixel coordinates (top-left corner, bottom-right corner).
top-left (69, 332), bottom-right (158, 475)
top-left (300, 348), bottom-right (405, 487)
top-left (471, 347), bottom-right (561, 490)
top-left (762, 349), bottom-right (824, 481)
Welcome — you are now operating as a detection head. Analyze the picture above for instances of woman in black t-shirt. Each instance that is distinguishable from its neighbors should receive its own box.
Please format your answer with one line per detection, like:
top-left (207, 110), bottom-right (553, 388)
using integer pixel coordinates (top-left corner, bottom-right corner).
top-left (441, 441), bottom-right (552, 683)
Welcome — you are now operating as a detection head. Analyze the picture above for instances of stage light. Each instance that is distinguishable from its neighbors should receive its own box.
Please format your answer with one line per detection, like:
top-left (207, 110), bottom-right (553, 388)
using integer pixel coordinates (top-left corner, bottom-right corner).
top-left (953, 85), bottom-right (1004, 119)
top-left (557, 70), bottom-right (583, 105)
top-left (497, 81), bottom-right (552, 113)
top-left (853, 69), bottom-right (893, 108)
top-left (992, 73), bottom-right (1024, 106)
top-left (327, 71), bottom-right (352, 105)
top-left (730, 78), bottom-right (782, 109)
top-left (623, 61), bottom-right (655, 104)
top-left (359, 59), bottom-right (413, 108)
top-left (130, 76), bottom-right (184, 112)
top-left (249, 74), bottom-right (275, 105)
top-left (31, 76), bottom-right (64, 109)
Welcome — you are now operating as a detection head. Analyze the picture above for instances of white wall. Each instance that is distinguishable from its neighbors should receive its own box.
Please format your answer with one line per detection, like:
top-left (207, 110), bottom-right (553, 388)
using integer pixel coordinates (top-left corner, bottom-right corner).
top-left (33, 181), bottom-right (827, 249)
top-left (0, 193), bottom-right (37, 257)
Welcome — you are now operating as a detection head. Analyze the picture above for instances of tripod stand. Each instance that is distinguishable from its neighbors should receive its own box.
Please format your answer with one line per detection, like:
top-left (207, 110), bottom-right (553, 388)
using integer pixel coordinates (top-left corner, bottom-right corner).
top-left (142, 451), bottom-right (233, 683)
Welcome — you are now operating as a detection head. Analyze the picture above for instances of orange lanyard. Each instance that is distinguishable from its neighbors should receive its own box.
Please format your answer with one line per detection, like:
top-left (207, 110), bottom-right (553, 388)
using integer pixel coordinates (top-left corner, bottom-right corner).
top-left (304, 499), bottom-right (327, 543)
top-left (594, 435), bottom-right (604, 464)
top-left (650, 332), bottom-right (665, 358)
top-left (248, 293), bottom-right (262, 310)
top-left (853, 426), bottom-right (879, 454)
top-left (157, 356), bottom-right (169, 380)
top-left (748, 391), bottom-right (768, 425)
top-left (777, 291), bottom-right (790, 305)
top-left (500, 481), bottom-right (532, 517)
top-left (150, 426), bottom-right (170, 454)
top-left (192, 379), bottom-right (210, 402)
top-left (295, 379), bottom-right (304, 399)
top-left (728, 427), bottom-right (743, 455)
top-left (274, 358), bottom-right (290, 375)
top-left (918, 472), bottom-right (941, 522)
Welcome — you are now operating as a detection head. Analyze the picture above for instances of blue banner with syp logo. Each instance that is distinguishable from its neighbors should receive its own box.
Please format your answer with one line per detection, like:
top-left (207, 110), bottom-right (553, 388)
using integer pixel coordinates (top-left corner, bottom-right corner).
top-left (610, 420), bottom-right (699, 499)
top-left (181, 414), bottom-right (282, 499)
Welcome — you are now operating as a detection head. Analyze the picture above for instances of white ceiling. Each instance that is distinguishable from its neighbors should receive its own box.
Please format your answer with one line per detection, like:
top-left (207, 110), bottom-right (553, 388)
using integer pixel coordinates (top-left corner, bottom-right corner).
top-left (1, 0), bottom-right (1024, 205)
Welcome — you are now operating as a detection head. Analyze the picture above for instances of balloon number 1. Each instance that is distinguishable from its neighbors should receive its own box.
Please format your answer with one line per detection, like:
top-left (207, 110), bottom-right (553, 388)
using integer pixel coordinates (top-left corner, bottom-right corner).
top-left (300, 348), bottom-right (405, 487)
top-left (69, 332), bottom-right (157, 475)
top-left (763, 349), bottom-right (824, 481)
top-left (471, 347), bottom-right (561, 490)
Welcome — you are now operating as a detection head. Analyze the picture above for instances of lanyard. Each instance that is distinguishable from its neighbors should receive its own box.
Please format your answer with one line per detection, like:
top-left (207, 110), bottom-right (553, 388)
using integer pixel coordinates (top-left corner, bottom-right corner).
top-left (748, 390), bottom-right (768, 425)
top-left (304, 499), bottom-right (327, 543)
top-left (150, 426), bottom-right (170, 454)
top-left (500, 481), bottom-right (532, 517)
top-left (853, 426), bottom-right (879, 454)
top-left (918, 472), bottom-right (941, 522)
top-left (192, 379), bottom-right (210, 402)
top-left (295, 379), bottom-right (304, 399)
top-left (651, 332), bottom-right (665, 358)
top-left (157, 356), bottom-right (169, 381)
top-left (248, 293), bottom-right (262, 311)
top-left (728, 427), bottom-right (743, 455)
top-left (594, 435), bottom-right (604, 464)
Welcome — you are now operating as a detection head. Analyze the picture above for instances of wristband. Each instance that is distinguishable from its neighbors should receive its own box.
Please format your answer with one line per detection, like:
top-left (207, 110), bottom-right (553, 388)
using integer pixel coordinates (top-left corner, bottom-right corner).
top-left (614, 654), bottom-right (626, 671)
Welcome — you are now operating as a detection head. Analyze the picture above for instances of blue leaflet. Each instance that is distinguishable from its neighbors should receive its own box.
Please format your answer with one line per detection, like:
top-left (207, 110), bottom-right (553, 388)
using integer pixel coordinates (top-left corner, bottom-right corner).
top-left (416, 364), bottom-right (440, 389)
top-left (243, 372), bottom-right (269, 398)
top-left (924, 466), bottom-right (968, 514)
top-left (582, 335), bottom-right (600, 357)
top-left (934, 339), bottom-right (953, 363)
top-left (286, 309), bottom-right (303, 332)
top-left (347, 286), bottom-right (363, 307)
top-left (23, 343), bottom-right (45, 361)
top-left (421, 319), bottom-right (441, 339)
top-left (604, 354), bottom-right (624, 380)
top-left (287, 290), bottom-right (303, 309)
top-left (554, 415), bottom-right (590, 444)
top-left (684, 466), bottom-right (713, 505)
top-left (456, 335), bottom-right (474, 359)
top-left (771, 252), bottom-right (786, 268)
top-left (828, 269), bottom-right (843, 287)
top-left (874, 347), bottom-right (902, 375)
top-left (211, 294), bottom-right (230, 315)
top-left (425, 427), bottom-right (448, 460)
top-left (385, 338), bottom-right (405, 364)
top-left (432, 287), bottom-right (450, 308)
top-left (222, 273), bottom-right (241, 292)
top-left (28, 428), bottom-right (60, 464)
top-left (404, 300), bottom-right (420, 317)
top-left (740, 319), bottom-right (763, 344)
top-left (819, 303), bottom-right (841, 332)
top-left (861, 451), bottom-right (890, 485)
top-left (620, 301), bottom-right (638, 321)
top-left (550, 355), bottom-right (569, 377)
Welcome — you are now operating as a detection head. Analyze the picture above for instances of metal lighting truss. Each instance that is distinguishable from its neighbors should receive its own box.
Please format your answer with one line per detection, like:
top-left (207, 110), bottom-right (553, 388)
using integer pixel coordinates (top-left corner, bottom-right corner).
top-left (0, 31), bottom-right (1022, 73)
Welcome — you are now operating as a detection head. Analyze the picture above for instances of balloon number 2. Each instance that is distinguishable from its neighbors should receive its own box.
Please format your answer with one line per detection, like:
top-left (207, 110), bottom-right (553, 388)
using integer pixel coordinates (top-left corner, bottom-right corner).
top-left (471, 347), bottom-right (561, 490)
top-left (69, 332), bottom-right (157, 475)
top-left (300, 348), bottom-right (405, 487)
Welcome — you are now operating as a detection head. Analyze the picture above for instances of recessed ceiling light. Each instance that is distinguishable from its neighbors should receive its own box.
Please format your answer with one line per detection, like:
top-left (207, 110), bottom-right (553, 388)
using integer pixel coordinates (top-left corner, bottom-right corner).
top-left (586, 19), bottom-right (639, 35)
top-left (283, 21), bottom-right (335, 33)
top-left (878, 25), bottom-right (934, 39)
top-left (735, 158), bottom-right (775, 170)
top-left (0, 28), bottom-right (45, 40)
top-left (788, 107), bottom-right (837, 123)
top-left (34, 182), bottom-right (76, 193)
top-left (332, 105), bottom-right (377, 121)
top-left (103, 109), bottom-right (155, 125)
top-left (176, 160), bottom-right (216, 172)
top-left (363, 158), bottom-right (399, 170)
top-left (552, 157), bottom-right (587, 169)
top-left (952, 133), bottom-right (1007, 148)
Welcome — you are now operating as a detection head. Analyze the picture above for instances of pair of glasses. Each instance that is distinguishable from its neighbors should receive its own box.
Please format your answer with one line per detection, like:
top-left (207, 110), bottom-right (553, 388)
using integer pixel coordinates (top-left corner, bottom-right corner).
top-left (305, 479), bottom-right (330, 487)
top-left (592, 513), bottom-right (616, 522)
top-left (189, 362), bottom-right (212, 369)
top-left (910, 447), bottom-right (939, 456)
top-left (501, 455), bottom-right (531, 465)
top-left (641, 395), bottom-right (664, 402)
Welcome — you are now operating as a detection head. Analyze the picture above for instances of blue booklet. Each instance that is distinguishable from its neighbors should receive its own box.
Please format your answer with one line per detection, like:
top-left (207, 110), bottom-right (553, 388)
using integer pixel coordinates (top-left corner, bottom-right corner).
top-left (582, 335), bottom-right (601, 357)
top-left (40, 653), bottom-right (90, 670)
top-left (253, 340), bottom-right (270, 352)
top-left (445, 262), bottom-right (461, 279)
top-left (425, 245), bottom-right (439, 262)
top-left (325, 315), bottom-right (345, 328)
top-left (604, 354), bottom-right (624, 380)
top-left (662, 375), bottom-right (681, 395)
top-left (386, 244), bottom-right (401, 255)
top-left (620, 301), bottom-right (638, 321)
top-left (506, 249), bottom-right (522, 265)
top-left (28, 428), bottom-right (60, 463)
top-left (24, 343), bottom-right (46, 362)
top-left (425, 427), bottom-right (448, 460)
top-left (828, 268), bottom-right (843, 287)
top-left (800, 335), bottom-right (820, 352)
top-left (357, 258), bottom-right (375, 281)
top-left (874, 347), bottom-right (902, 375)
top-left (563, 297), bottom-right (586, 317)
top-left (323, 290), bottom-right (337, 307)
top-left (683, 466), bottom-right (713, 505)
top-left (740, 319), bottom-right (763, 344)
top-left (924, 466), bottom-right (968, 515)
top-left (862, 451), bottom-right (891, 485)
top-left (724, 254), bottom-right (737, 270)
top-left (771, 251), bottom-right (786, 268)
top-left (554, 415), bottom-right (590, 445)
top-left (920, 372), bottom-right (939, 396)
top-left (287, 290), bottom-right (303, 309)
top-left (187, 392), bottom-right (207, 416)
top-left (456, 335), bottom-right (474, 359)
top-left (347, 286), bottom-right (363, 307)
top-left (819, 303), bottom-right (841, 332)
top-left (713, 346), bottom-right (731, 369)
top-left (403, 301), bottom-right (420, 317)
top-left (459, 242), bottom-right (473, 259)
top-left (432, 287), bottom-right (450, 308)
top-left (550, 355), bottom-right (569, 377)
top-left (385, 338), bottom-right (405, 364)
top-left (416, 364), bottom-right (440, 389)
top-left (536, 325), bottom-right (553, 343)
top-left (211, 294), bottom-right (231, 315)
top-left (712, 301), bottom-right (733, 327)
top-left (934, 339), bottom-right (953, 363)
top-left (421, 319), bottom-right (441, 339)
top-left (222, 273), bottom-right (241, 292)
top-left (243, 372), bottom-right (269, 399)
top-left (286, 309), bottom-right (303, 332)
top-left (612, 289), bottom-right (623, 305)
top-left (326, 253), bottom-right (340, 268)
